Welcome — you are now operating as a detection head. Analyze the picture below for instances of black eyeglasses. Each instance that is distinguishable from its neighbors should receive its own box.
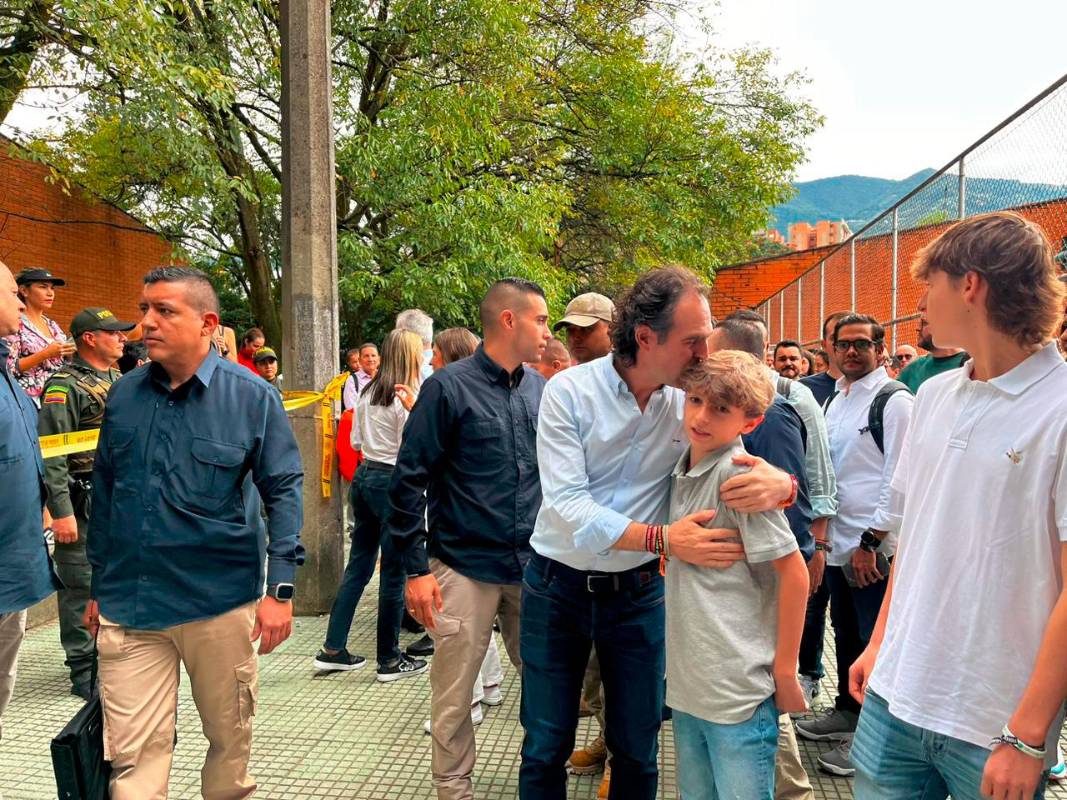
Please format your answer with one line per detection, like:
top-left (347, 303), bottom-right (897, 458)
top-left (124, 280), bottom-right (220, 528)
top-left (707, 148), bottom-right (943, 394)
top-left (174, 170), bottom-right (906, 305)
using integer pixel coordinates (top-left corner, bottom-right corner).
top-left (833, 338), bottom-right (881, 353)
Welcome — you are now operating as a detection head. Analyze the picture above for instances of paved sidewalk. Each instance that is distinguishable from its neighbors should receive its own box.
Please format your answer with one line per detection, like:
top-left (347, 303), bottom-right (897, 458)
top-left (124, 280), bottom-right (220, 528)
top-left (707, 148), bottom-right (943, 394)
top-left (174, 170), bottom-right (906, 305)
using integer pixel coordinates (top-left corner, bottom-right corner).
top-left (2, 585), bottom-right (1065, 799)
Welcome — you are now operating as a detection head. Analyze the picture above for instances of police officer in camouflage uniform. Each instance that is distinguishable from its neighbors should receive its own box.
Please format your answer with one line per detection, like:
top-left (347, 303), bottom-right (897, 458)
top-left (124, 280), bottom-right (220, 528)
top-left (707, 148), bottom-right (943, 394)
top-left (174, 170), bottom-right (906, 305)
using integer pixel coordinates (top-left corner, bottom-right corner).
top-left (38, 307), bottom-right (135, 699)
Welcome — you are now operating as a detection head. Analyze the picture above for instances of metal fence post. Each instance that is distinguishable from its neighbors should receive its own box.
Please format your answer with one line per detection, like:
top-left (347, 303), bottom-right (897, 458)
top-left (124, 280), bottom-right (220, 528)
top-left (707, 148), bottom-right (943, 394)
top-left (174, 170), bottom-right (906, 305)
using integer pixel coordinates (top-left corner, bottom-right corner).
top-left (819, 261), bottom-right (825, 335)
top-left (850, 239), bottom-right (857, 311)
top-left (958, 156), bottom-right (966, 219)
top-left (891, 208), bottom-right (899, 350)
top-left (779, 293), bottom-right (784, 343)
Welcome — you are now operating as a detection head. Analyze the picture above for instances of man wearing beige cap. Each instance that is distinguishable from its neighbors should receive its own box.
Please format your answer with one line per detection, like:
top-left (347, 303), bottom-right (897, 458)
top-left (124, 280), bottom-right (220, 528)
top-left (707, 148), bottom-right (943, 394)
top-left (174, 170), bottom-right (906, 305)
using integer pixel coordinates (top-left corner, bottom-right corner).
top-left (553, 293), bottom-right (613, 364)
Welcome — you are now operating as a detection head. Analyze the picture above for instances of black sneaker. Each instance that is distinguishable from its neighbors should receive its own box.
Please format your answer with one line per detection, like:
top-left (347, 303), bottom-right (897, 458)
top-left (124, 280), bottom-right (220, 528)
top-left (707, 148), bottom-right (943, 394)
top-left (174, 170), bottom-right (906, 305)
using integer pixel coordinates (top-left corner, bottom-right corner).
top-left (313, 648), bottom-right (367, 673)
top-left (401, 610), bottom-right (425, 634)
top-left (70, 682), bottom-right (93, 701)
top-left (376, 654), bottom-right (429, 683)
top-left (406, 634), bottom-right (435, 657)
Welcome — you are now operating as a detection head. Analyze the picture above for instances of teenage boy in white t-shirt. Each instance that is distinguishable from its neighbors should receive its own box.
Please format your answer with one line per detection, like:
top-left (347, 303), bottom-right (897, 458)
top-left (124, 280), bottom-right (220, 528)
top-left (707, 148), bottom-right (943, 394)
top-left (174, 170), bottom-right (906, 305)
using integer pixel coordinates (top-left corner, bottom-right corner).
top-left (848, 211), bottom-right (1067, 800)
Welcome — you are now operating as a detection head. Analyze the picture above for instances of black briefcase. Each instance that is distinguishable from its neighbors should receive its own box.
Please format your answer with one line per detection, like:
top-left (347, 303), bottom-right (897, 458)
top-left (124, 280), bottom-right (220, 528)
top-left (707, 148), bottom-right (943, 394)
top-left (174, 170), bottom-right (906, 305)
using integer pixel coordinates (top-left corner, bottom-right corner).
top-left (51, 645), bottom-right (110, 800)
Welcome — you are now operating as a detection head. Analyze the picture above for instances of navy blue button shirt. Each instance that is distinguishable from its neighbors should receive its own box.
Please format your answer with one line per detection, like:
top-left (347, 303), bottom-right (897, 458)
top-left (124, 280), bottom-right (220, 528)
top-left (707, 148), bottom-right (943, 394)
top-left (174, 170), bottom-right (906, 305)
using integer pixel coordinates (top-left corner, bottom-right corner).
top-left (0, 340), bottom-right (61, 614)
top-left (88, 352), bottom-right (305, 630)
top-left (388, 345), bottom-right (546, 584)
top-left (801, 371), bottom-right (837, 408)
top-left (743, 395), bottom-right (814, 561)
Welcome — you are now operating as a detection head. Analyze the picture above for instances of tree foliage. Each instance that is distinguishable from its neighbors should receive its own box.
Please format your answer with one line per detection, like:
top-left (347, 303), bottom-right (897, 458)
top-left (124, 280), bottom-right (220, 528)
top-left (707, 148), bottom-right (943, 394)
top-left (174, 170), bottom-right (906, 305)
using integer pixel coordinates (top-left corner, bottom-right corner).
top-left (4, 0), bottom-right (820, 347)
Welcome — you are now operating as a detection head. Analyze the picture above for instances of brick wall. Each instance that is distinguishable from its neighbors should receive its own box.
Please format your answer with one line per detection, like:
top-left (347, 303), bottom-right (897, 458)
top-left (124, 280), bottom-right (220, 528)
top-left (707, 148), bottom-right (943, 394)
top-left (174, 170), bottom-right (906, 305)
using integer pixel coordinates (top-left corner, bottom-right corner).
top-left (712, 198), bottom-right (1067, 347)
top-left (0, 141), bottom-right (172, 332)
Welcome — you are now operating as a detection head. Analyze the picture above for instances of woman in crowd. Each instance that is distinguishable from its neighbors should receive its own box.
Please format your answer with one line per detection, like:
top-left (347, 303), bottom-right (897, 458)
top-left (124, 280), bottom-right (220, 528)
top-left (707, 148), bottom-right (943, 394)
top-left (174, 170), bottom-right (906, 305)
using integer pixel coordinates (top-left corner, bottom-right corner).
top-left (212, 324), bottom-right (238, 363)
top-left (430, 326), bottom-right (480, 370)
top-left (6, 268), bottom-right (74, 405)
top-left (313, 329), bottom-right (430, 682)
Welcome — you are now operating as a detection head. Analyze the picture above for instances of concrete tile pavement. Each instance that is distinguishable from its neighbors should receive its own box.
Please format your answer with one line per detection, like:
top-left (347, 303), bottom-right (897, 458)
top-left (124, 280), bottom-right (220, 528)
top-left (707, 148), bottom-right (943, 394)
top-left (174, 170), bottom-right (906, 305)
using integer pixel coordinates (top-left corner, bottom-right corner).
top-left (2, 582), bottom-right (1065, 799)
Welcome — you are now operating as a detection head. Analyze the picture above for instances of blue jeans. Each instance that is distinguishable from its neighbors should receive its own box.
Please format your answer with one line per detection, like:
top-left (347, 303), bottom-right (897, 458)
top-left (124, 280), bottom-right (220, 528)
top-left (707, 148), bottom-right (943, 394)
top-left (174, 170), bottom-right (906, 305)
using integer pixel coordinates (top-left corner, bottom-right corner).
top-left (852, 690), bottom-right (1048, 800)
top-left (673, 699), bottom-right (779, 800)
top-left (323, 464), bottom-right (406, 666)
top-left (825, 565), bottom-right (888, 714)
top-left (519, 553), bottom-right (665, 800)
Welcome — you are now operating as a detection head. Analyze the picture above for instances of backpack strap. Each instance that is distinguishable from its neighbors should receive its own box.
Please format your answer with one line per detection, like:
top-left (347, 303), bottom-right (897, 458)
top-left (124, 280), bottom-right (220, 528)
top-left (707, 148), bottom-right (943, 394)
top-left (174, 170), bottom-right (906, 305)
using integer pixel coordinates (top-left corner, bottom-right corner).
top-left (867, 380), bottom-right (911, 454)
top-left (775, 376), bottom-right (793, 399)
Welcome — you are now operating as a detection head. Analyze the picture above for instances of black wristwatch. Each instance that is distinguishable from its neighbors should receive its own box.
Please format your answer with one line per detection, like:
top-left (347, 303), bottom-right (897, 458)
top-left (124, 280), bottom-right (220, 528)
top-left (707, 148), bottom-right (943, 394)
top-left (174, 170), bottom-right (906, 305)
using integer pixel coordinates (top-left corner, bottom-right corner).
top-left (859, 530), bottom-right (883, 553)
top-left (267, 583), bottom-right (295, 601)
top-left (814, 540), bottom-right (833, 554)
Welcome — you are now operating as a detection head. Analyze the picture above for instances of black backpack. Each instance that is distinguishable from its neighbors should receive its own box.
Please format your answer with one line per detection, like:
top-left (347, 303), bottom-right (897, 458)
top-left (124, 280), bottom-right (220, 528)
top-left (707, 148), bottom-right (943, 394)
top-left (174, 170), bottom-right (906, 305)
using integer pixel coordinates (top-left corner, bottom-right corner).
top-left (823, 380), bottom-right (911, 454)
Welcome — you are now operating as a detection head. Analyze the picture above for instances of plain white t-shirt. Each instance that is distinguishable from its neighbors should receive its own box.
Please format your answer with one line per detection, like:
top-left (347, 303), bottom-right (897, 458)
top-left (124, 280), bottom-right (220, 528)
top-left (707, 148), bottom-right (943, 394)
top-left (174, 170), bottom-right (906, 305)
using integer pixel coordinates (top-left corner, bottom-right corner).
top-left (869, 342), bottom-right (1067, 756)
top-left (350, 388), bottom-right (411, 465)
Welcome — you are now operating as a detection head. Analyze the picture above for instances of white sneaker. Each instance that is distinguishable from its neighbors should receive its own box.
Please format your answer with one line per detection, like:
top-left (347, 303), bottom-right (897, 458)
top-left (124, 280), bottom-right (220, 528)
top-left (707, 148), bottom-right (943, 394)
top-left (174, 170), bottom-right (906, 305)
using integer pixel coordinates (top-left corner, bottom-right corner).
top-left (423, 704), bottom-right (484, 735)
top-left (482, 684), bottom-right (502, 706)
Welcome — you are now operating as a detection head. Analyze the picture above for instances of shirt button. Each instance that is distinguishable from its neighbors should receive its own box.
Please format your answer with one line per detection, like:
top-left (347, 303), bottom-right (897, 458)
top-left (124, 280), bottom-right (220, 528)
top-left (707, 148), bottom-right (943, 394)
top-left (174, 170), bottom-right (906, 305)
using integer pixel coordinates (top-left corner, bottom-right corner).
top-left (140, 575), bottom-right (149, 582)
top-left (168, 400), bottom-right (175, 407)
top-left (144, 504), bottom-right (154, 512)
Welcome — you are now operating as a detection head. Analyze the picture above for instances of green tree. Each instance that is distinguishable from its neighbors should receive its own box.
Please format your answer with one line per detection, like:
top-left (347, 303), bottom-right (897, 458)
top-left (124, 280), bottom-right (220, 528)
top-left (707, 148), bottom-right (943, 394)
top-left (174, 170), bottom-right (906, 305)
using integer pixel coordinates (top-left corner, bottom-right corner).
top-left (10, 0), bottom-right (820, 348)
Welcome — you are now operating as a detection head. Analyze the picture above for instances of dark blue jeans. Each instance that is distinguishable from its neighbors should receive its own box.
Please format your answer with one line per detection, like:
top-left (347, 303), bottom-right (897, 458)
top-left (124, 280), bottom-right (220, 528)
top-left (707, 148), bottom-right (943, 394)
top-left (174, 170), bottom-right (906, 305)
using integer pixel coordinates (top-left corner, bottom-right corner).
top-left (519, 553), bottom-right (665, 800)
top-left (799, 576), bottom-right (830, 680)
top-left (323, 464), bottom-right (405, 666)
top-left (826, 564), bottom-right (889, 714)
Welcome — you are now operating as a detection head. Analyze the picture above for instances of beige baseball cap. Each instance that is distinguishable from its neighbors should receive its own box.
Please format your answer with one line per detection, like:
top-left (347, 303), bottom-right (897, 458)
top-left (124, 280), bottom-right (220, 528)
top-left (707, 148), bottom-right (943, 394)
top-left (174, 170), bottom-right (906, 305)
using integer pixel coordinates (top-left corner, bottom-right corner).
top-left (553, 292), bottom-right (615, 331)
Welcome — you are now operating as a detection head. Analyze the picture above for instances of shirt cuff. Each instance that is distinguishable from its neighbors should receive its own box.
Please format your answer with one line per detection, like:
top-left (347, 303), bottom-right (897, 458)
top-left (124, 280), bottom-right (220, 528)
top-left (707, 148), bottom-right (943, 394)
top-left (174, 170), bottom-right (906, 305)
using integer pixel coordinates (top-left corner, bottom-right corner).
top-left (572, 509), bottom-right (633, 554)
top-left (266, 557), bottom-right (297, 587)
top-left (810, 495), bottom-right (838, 520)
top-left (46, 493), bottom-right (75, 519)
top-left (403, 540), bottom-right (430, 576)
top-left (868, 510), bottom-right (901, 533)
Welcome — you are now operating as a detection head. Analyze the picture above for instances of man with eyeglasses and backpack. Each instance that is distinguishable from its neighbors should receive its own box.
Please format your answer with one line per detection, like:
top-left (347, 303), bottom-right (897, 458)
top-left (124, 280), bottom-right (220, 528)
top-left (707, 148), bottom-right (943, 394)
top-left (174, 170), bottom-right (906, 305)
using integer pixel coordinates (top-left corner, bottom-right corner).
top-left (796, 313), bottom-right (913, 778)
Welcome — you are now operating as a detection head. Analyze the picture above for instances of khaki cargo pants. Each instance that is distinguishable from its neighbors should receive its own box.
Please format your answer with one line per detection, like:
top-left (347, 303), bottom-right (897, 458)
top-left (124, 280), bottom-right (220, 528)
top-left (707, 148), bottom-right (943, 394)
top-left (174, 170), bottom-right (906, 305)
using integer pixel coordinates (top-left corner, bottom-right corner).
top-left (97, 602), bottom-right (258, 800)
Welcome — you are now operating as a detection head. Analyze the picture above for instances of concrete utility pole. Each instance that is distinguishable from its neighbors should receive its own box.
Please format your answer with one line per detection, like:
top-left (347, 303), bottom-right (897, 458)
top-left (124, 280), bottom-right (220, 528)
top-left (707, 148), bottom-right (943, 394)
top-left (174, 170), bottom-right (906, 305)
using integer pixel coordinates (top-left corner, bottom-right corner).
top-left (280, 0), bottom-right (343, 614)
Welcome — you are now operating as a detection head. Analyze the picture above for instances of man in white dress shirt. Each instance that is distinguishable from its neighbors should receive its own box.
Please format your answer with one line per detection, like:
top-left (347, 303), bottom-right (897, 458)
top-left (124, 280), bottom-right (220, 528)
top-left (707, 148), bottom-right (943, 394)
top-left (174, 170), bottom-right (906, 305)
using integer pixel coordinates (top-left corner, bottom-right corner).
top-left (796, 313), bottom-right (913, 778)
top-left (518, 266), bottom-right (797, 800)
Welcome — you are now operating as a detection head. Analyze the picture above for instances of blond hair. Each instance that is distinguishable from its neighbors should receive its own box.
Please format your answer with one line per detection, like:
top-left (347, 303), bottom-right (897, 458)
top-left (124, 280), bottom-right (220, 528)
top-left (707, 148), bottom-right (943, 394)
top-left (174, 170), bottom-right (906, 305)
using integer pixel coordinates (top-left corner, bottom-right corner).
top-left (680, 350), bottom-right (774, 419)
top-left (911, 211), bottom-right (1065, 346)
top-left (366, 329), bottom-right (423, 407)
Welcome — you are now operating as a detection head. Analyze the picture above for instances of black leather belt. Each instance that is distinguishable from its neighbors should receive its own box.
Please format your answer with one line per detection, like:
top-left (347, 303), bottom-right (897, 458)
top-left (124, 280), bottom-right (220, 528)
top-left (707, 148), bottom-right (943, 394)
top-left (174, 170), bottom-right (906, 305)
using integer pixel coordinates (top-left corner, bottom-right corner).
top-left (362, 459), bottom-right (394, 472)
top-left (535, 552), bottom-right (658, 594)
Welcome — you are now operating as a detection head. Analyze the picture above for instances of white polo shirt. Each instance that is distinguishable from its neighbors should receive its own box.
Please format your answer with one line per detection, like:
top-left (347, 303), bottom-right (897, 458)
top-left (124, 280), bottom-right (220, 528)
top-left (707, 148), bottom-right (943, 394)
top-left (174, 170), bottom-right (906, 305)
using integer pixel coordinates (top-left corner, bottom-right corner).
top-left (824, 367), bottom-right (912, 566)
top-left (869, 342), bottom-right (1067, 756)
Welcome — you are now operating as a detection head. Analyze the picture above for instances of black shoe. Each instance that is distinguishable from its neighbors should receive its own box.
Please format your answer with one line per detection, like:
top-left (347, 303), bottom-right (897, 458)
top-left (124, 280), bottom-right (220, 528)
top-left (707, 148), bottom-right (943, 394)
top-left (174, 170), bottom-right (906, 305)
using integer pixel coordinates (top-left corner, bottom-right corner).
top-left (376, 654), bottom-right (429, 683)
top-left (401, 611), bottom-right (425, 634)
top-left (313, 648), bottom-right (367, 673)
top-left (70, 683), bottom-right (93, 701)
top-left (406, 634), bottom-right (435, 657)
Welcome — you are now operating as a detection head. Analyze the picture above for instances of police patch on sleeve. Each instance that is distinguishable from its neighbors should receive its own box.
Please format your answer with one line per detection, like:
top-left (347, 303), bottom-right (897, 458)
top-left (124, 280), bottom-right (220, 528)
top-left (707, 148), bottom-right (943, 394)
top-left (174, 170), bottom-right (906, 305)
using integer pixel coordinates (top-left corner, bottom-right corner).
top-left (43, 386), bottom-right (69, 404)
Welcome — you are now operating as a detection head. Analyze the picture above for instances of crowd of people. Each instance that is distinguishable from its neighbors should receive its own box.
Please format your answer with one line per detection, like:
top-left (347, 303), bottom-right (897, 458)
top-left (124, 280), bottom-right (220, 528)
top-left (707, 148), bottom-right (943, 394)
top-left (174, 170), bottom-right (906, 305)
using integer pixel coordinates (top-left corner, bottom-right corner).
top-left (1, 208), bottom-right (1067, 800)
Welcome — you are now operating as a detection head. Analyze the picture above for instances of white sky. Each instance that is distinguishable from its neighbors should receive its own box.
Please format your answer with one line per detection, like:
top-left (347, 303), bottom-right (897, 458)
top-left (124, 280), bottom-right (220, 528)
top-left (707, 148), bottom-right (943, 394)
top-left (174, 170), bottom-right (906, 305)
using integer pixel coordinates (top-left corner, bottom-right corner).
top-left (684, 0), bottom-right (1067, 182)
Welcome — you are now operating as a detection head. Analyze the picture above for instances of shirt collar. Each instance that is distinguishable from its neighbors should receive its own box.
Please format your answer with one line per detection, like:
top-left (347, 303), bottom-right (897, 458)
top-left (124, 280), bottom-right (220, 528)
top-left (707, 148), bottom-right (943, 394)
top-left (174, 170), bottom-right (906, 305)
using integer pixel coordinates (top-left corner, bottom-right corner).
top-left (672, 438), bottom-right (742, 479)
top-left (473, 344), bottom-right (525, 388)
top-left (149, 349), bottom-right (219, 393)
top-left (72, 355), bottom-right (115, 379)
top-left (979, 341), bottom-right (1063, 397)
top-left (835, 365), bottom-right (887, 394)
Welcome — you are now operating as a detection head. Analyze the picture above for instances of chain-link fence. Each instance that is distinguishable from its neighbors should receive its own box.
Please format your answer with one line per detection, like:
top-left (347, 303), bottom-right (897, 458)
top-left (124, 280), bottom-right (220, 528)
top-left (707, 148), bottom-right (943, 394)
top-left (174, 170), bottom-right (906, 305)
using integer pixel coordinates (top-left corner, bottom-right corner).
top-left (760, 73), bottom-right (1067, 350)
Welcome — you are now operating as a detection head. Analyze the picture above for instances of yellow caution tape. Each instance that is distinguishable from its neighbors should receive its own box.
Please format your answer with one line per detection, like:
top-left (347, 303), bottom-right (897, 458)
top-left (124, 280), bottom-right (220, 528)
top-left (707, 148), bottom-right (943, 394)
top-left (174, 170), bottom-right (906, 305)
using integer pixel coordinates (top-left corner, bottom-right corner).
top-left (38, 372), bottom-right (351, 499)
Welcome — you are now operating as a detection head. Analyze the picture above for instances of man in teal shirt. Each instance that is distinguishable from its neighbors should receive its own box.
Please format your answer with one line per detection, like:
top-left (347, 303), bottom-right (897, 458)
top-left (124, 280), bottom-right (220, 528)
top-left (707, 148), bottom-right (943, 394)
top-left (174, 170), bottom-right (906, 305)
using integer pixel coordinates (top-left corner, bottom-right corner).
top-left (897, 299), bottom-right (968, 393)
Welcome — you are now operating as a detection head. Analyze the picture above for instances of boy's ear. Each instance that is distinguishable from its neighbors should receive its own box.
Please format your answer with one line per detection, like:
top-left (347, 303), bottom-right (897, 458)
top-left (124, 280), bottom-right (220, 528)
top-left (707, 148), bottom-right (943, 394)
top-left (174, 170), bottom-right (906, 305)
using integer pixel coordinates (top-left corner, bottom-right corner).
top-left (739, 414), bottom-right (765, 435)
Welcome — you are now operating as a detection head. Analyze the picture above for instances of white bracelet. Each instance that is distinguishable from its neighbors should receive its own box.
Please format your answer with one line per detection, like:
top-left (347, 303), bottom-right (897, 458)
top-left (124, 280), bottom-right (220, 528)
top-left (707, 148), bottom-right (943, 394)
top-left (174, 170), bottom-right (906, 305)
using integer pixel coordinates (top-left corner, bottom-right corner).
top-left (991, 725), bottom-right (1046, 760)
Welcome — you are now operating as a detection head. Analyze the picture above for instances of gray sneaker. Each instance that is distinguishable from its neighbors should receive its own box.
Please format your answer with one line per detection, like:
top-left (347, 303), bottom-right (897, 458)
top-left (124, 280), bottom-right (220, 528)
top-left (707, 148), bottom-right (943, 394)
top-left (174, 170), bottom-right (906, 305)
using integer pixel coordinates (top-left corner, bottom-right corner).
top-left (795, 708), bottom-right (858, 741)
top-left (817, 738), bottom-right (855, 777)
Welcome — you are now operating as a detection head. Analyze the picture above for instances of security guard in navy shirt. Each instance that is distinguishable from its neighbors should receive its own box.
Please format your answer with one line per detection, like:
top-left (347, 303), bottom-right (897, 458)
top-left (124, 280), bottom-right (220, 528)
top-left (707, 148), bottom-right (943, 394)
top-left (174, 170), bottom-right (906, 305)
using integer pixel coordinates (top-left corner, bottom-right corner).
top-left (84, 267), bottom-right (303, 800)
top-left (0, 259), bottom-right (61, 736)
top-left (38, 307), bottom-right (135, 699)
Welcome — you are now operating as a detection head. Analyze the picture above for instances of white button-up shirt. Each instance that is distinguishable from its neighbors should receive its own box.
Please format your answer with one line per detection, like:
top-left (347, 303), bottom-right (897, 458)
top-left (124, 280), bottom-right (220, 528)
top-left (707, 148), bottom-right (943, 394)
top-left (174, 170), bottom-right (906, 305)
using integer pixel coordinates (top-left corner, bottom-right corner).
top-left (824, 366), bottom-right (912, 565)
top-left (530, 355), bottom-right (687, 572)
top-left (869, 342), bottom-right (1067, 756)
